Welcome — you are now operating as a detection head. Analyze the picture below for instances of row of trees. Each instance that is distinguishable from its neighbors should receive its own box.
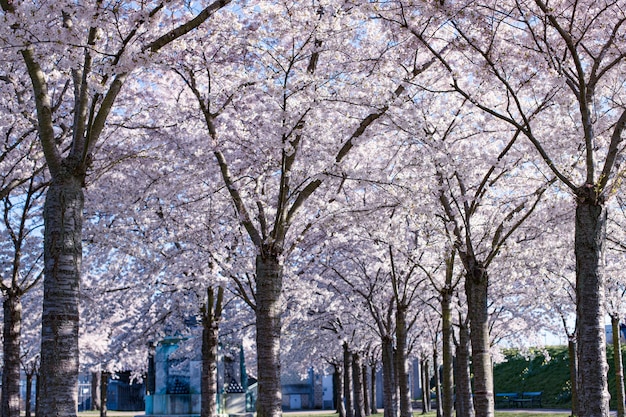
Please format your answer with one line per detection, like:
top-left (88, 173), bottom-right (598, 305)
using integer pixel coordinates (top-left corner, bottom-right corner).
top-left (1, 1), bottom-right (626, 417)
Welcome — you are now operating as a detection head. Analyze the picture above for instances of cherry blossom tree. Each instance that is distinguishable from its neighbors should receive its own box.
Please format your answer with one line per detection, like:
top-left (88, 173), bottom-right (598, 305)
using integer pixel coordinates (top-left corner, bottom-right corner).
top-left (0, 1), bottom-right (236, 415)
top-left (605, 206), bottom-right (626, 417)
top-left (375, 1), bottom-right (626, 415)
top-left (533, 224), bottom-right (578, 414)
top-left (0, 73), bottom-right (46, 417)
top-left (164, 1), bottom-right (446, 416)
top-left (1, 173), bottom-right (46, 417)
top-left (317, 203), bottom-right (438, 417)
top-left (19, 288), bottom-right (42, 417)
top-left (80, 81), bottom-right (255, 415)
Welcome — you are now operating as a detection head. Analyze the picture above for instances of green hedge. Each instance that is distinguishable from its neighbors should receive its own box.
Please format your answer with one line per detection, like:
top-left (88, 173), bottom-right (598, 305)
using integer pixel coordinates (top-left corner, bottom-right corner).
top-left (493, 345), bottom-right (626, 409)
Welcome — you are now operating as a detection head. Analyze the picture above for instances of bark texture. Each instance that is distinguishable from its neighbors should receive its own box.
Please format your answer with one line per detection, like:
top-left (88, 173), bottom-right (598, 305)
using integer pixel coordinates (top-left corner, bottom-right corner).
top-left (100, 371), bottom-right (110, 417)
top-left (611, 316), bottom-right (625, 417)
top-left (370, 363), bottom-right (378, 415)
top-left (441, 287), bottom-right (454, 417)
top-left (455, 317), bottom-right (474, 417)
top-left (255, 253), bottom-right (283, 417)
top-left (343, 343), bottom-right (354, 417)
top-left (395, 307), bottom-right (412, 417)
top-left (202, 286), bottom-right (224, 417)
top-left (38, 177), bottom-right (83, 417)
top-left (91, 372), bottom-right (101, 411)
top-left (352, 353), bottom-right (366, 417)
top-left (25, 371), bottom-right (34, 417)
top-left (575, 200), bottom-right (610, 417)
top-left (35, 373), bottom-right (41, 417)
top-left (420, 359), bottom-right (430, 414)
top-left (2, 292), bottom-right (22, 417)
top-left (433, 349), bottom-right (442, 417)
top-left (381, 336), bottom-right (397, 417)
top-left (465, 263), bottom-right (494, 417)
top-left (333, 363), bottom-right (346, 417)
top-left (362, 363), bottom-right (370, 416)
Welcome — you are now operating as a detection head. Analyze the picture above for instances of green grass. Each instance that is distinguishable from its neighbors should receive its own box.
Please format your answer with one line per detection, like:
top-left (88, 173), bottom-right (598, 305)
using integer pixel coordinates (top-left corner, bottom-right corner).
top-left (287, 414), bottom-right (339, 417)
top-left (493, 414), bottom-right (570, 417)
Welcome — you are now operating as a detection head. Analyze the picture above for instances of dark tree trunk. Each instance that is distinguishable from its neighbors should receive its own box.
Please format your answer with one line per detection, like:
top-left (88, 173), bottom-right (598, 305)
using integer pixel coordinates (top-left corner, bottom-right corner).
top-left (575, 200), bottom-right (610, 417)
top-left (35, 373), bottom-right (40, 417)
top-left (255, 253), bottom-right (283, 417)
top-left (569, 337), bottom-right (579, 417)
top-left (344, 343), bottom-right (354, 417)
top-left (433, 349), bottom-right (442, 417)
top-left (465, 263), bottom-right (494, 417)
top-left (100, 371), bottom-right (110, 417)
top-left (370, 362), bottom-right (378, 415)
top-left (352, 352), bottom-right (366, 417)
top-left (38, 177), bottom-right (83, 417)
top-left (395, 307), bottom-right (412, 417)
top-left (441, 287), bottom-right (454, 417)
top-left (420, 359), bottom-right (430, 414)
top-left (454, 318), bottom-right (474, 417)
top-left (91, 371), bottom-right (101, 411)
top-left (2, 292), bottom-right (22, 417)
top-left (362, 363), bottom-right (370, 416)
top-left (333, 362), bottom-right (346, 417)
top-left (381, 336), bottom-right (397, 417)
top-left (202, 286), bottom-right (224, 417)
top-left (25, 370), bottom-right (34, 417)
top-left (611, 316), bottom-right (625, 417)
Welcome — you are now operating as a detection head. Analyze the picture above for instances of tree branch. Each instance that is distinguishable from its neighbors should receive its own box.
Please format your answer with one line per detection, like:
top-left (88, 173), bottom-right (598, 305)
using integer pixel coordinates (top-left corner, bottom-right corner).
top-left (144, 0), bottom-right (232, 53)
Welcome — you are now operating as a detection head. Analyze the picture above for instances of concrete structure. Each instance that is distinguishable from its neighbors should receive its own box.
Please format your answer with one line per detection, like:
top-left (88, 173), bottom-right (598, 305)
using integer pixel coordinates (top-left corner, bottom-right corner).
top-left (280, 368), bottom-right (334, 411)
top-left (145, 337), bottom-right (255, 417)
top-left (145, 337), bottom-right (202, 416)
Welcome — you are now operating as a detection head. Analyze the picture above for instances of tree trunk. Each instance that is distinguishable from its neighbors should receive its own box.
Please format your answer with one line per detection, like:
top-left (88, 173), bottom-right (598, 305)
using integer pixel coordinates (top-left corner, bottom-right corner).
top-left (465, 263), bottom-right (494, 417)
top-left (26, 370), bottom-right (34, 417)
top-left (612, 316), bottom-right (625, 417)
top-left (2, 292), bottom-right (22, 417)
top-left (568, 337), bottom-right (579, 417)
top-left (202, 286), bottom-right (224, 417)
top-left (395, 307), bottom-right (412, 417)
top-left (255, 253), bottom-right (283, 417)
top-left (574, 200), bottom-right (610, 417)
top-left (344, 343), bottom-right (354, 417)
top-left (370, 362), bottom-right (378, 415)
top-left (455, 317), bottom-right (474, 417)
top-left (353, 353), bottom-right (366, 417)
top-left (333, 363), bottom-right (346, 417)
top-left (381, 336), bottom-right (397, 417)
top-left (35, 372), bottom-right (41, 417)
top-left (420, 359), bottom-right (430, 414)
top-left (38, 177), bottom-right (83, 417)
top-left (433, 349), bottom-right (442, 417)
top-left (100, 371), bottom-right (110, 417)
top-left (441, 288), bottom-right (454, 417)
top-left (91, 372), bottom-right (101, 411)
top-left (362, 362), bottom-right (370, 416)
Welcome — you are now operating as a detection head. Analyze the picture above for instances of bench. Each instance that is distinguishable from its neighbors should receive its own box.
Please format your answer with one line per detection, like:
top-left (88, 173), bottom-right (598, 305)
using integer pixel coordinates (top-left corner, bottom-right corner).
top-left (494, 392), bottom-right (519, 408)
top-left (495, 391), bottom-right (542, 408)
top-left (510, 391), bottom-right (543, 408)
top-left (518, 391), bottom-right (542, 408)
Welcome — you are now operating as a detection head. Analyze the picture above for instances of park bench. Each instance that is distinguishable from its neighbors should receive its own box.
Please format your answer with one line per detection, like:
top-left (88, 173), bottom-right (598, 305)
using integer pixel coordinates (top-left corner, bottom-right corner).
top-left (494, 392), bottom-right (519, 408)
top-left (515, 391), bottom-right (543, 408)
